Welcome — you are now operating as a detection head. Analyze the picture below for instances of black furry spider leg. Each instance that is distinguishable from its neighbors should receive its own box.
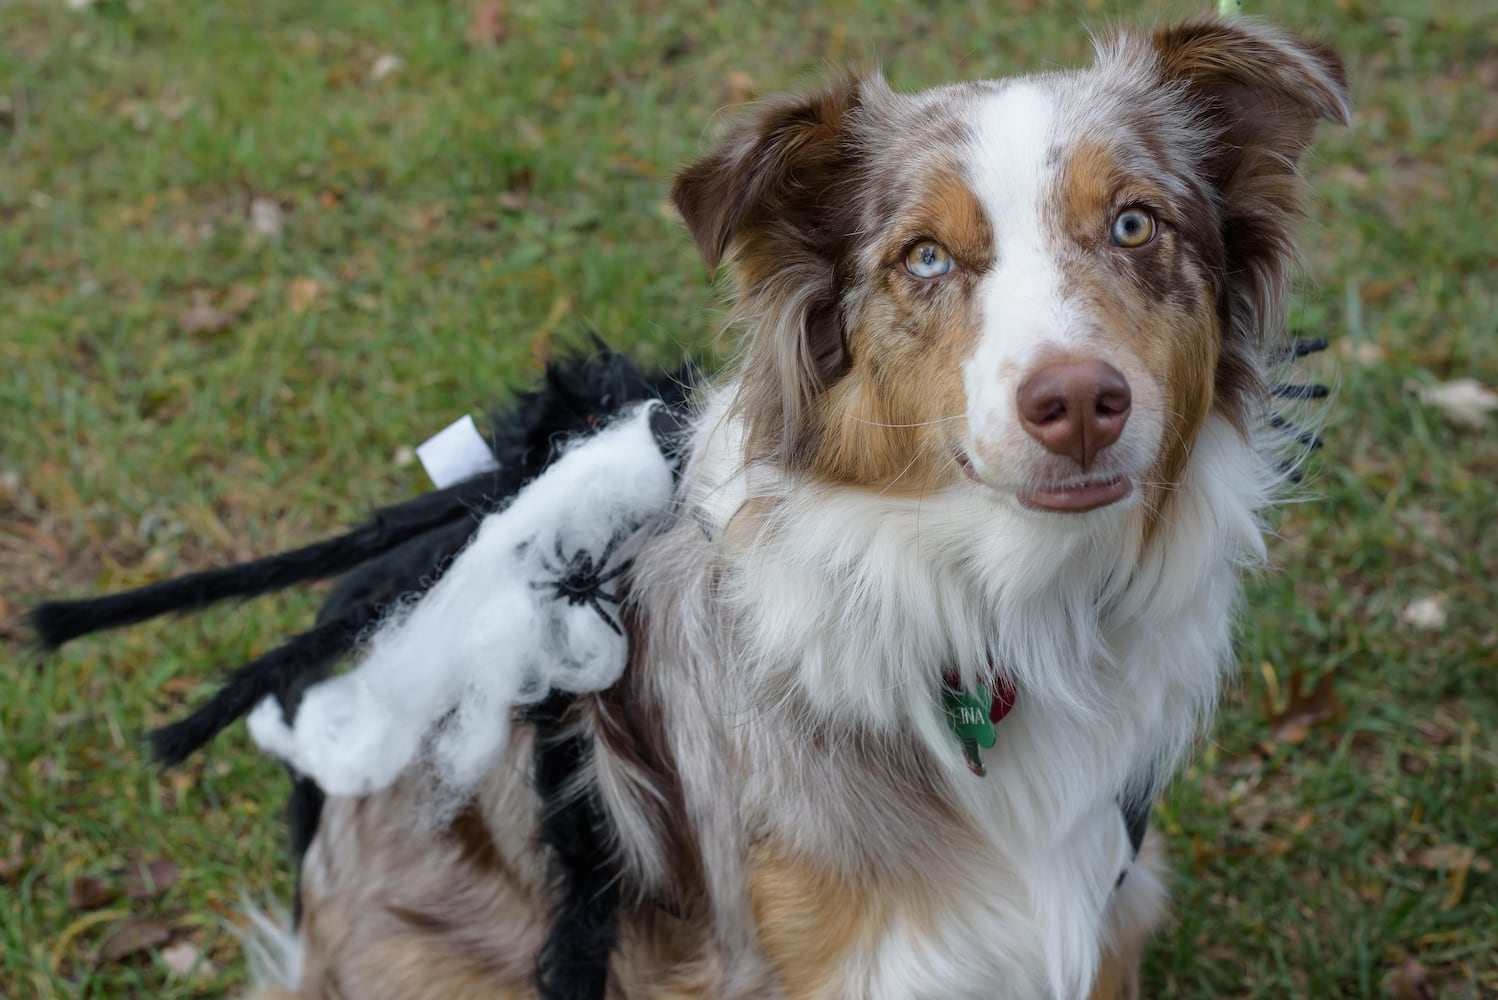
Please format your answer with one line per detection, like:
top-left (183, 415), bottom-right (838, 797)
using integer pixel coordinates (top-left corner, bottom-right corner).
top-left (150, 606), bottom-right (384, 766)
top-left (528, 691), bottom-right (618, 1000)
top-left (29, 474), bottom-right (508, 650)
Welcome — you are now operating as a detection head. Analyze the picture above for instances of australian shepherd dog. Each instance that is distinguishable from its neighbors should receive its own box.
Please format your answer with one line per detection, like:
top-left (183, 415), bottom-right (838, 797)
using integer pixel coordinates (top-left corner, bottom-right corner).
top-left (248, 17), bottom-right (1348, 1000)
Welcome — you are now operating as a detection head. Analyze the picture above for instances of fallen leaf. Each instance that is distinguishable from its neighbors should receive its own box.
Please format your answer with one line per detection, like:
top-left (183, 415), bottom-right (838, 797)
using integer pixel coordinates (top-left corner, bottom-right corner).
top-left (1267, 670), bottom-right (1342, 744)
top-left (1398, 595), bottom-right (1447, 631)
top-left (120, 859), bottom-right (179, 900)
top-left (1406, 844), bottom-right (1491, 874)
top-left (160, 939), bottom-right (217, 978)
top-left (1414, 719), bottom-right (1453, 745)
top-left (467, 0), bottom-right (508, 47)
top-left (98, 918), bottom-right (172, 964)
top-left (1, 835), bottom-right (24, 887)
top-left (497, 190), bottom-right (528, 212)
top-left (288, 278), bottom-right (322, 313)
top-left (1336, 338), bottom-right (1386, 365)
top-left (369, 53), bottom-right (403, 83)
top-left (725, 70), bottom-right (756, 104)
top-left (1413, 376), bottom-right (1498, 430)
top-left (1395, 507), bottom-right (1453, 546)
top-left (68, 875), bottom-right (119, 911)
top-left (1385, 957), bottom-right (1435, 999)
top-left (248, 196), bottom-right (285, 239)
top-left (1229, 793), bottom-right (1271, 833)
top-left (178, 298), bottom-right (236, 335)
top-left (222, 283), bottom-right (261, 314)
top-left (496, 167), bottom-right (532, 211)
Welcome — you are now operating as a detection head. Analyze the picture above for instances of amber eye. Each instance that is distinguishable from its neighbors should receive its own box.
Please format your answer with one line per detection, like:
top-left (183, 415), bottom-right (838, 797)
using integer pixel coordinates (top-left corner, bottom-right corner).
top-left (904, 240), bottom-right (953, 279)
top-left (1110, 208), bottom-right (1155, 248)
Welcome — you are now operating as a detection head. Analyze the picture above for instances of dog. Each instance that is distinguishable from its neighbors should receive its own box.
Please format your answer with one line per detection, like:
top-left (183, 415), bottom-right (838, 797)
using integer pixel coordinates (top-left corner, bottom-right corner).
top-left (245, 17), bottom-right (1348, 999)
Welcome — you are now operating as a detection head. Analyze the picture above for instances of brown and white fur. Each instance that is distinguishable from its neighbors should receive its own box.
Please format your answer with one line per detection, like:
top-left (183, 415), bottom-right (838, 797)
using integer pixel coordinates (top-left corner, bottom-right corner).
top-left (247, 18), bottom-right (1348, 1000)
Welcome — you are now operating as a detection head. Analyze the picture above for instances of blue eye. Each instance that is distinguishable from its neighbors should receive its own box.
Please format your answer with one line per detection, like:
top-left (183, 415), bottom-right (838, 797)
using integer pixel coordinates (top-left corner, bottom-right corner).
top-left (905, 240), bottom-right (953, 279)
top-left (1110, 208), bottom-right (1156, 247)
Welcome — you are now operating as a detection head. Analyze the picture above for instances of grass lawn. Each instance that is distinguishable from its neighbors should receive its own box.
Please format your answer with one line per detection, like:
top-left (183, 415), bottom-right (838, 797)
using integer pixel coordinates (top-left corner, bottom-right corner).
top-left (2, 0), bottom-right (1494, 996)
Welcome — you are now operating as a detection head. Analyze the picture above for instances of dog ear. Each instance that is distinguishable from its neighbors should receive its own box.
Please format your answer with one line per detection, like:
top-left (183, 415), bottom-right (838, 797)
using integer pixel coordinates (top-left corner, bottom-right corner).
top-left (1149, 18), bottom-right (1350, 182)
top-left (1115, 19), bottom-right (1350, 423)
top-left (671, 77), bottom-right (867, 271)
top-left (671, 77), bottom-right (873, 465)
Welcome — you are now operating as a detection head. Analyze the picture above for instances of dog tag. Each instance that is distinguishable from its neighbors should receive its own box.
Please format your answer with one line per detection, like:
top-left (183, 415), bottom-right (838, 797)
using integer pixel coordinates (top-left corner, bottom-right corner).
top-left (942, 681), bottom-right (997, 776)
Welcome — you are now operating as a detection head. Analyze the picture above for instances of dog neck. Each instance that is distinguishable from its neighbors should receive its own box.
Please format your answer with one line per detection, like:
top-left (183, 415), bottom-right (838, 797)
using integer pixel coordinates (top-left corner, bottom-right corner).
top-left (682, 385), bottom-right (1275, 752)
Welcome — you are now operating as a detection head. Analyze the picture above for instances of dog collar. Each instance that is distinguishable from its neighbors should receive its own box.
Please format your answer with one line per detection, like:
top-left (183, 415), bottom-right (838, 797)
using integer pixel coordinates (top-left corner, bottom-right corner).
top-left (941, 666), bottom-right (1017, 777)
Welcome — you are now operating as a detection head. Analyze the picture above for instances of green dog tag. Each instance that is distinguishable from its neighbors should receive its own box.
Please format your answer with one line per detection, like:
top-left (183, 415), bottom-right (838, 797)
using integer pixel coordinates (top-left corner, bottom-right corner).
top-left (943, 681), bottom-right (997, 776)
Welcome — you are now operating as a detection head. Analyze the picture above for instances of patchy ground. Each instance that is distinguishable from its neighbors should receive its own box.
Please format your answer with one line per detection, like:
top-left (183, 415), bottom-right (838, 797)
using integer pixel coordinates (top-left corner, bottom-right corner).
top-left (2, 0), bottom-right (1494, 996)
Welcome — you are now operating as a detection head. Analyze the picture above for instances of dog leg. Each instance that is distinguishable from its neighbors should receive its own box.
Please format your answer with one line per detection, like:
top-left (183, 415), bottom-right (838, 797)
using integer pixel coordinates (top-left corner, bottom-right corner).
top-left (1088, 833), bottom-right (1169, 1000)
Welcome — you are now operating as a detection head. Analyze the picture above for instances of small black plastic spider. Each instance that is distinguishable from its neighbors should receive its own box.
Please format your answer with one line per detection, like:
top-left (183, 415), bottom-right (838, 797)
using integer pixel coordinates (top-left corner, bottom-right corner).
top-left (531, 532), bottom-right (632, 635)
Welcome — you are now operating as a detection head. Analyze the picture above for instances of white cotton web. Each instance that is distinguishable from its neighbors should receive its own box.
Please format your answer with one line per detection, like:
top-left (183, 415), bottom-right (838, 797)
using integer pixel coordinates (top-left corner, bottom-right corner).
top-left (247, 403), bottom-right (677, 815)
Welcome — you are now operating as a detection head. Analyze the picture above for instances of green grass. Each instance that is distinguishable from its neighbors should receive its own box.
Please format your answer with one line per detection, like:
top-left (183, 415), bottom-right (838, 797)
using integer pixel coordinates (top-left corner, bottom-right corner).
top-left (2, 0), bottom-right (1494, 996)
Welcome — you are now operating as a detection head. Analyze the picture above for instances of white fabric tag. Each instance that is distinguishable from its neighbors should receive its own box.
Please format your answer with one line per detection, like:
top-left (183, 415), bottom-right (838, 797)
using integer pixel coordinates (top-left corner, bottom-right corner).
top-left (415, 414), bottom-right (500, 488)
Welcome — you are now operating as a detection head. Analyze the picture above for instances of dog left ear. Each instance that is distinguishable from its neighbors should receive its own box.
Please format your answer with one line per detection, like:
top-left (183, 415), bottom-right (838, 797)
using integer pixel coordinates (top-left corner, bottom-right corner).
top-left (1117, 18), bottom-right (1350, 422)
top-left (1148, 17), bottom-right (1350, 181)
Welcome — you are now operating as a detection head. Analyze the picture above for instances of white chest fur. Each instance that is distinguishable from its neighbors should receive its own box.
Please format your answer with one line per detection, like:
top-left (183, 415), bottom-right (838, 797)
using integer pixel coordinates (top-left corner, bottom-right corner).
top-left (677, 392), bottom-right (1276, 998)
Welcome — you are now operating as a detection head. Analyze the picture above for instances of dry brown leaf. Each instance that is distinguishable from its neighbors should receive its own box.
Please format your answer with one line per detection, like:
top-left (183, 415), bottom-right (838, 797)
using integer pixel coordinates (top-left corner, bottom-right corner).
top-left (160, 939), bottom-right (217, 978)
top-left (1267, 671), bottom-right (1342, 744)
top-left (1229, 794), bottom-right (1271, 833)
top-left (1406, 844), bottom-right (1491, 874)
top-left (0, 593), bottom-right (16, 641)
top-left (1385, 957), bottom-right (1436, 999)
top-left (467, 0), bottom-right (508, 47)
top-left (1398, 595), bottom-right (1447, 631)
top-left (1414, 377), bottom-right (1498, 430)
top-left (178, 299), bottom-right (236, 336)
top-left (248, 196), bottom-right (285, 238)
top-left (288, 278), bottom-right (322, 313)
top-left (120, 859), bottom-right (179, 900)
top-left (222, 283), bottom-right (261, 314)
top-left (68, 875), bottom-right (119, 911)
top-left (0, 836), bottom-right (21, 887)
top-left (1335, 337), bottom-right (1386, 365)
top-left (98, 918), bottom-right (172, 964)
top-left (368, 53), bottom-right (403, 83)
top-left (1414, 719), bottom-right (1453, 745)
top-left (725, 70), bottom-right (756, 104)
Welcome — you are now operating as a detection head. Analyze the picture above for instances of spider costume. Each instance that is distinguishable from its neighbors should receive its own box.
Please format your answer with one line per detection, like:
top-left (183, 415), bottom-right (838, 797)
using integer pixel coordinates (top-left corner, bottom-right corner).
top-left (33, 346), bottom-right (695, 1000)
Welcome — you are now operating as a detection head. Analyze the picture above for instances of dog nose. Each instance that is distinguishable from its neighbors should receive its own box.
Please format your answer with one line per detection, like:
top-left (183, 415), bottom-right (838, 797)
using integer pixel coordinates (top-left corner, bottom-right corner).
top-left (1016, 360), bottom-right (1131, 470)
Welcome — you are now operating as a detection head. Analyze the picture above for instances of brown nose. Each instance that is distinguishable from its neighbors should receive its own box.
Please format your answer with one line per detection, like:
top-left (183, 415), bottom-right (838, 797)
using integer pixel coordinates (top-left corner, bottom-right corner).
top-left (1016, 360), bottom-right (1132, 470)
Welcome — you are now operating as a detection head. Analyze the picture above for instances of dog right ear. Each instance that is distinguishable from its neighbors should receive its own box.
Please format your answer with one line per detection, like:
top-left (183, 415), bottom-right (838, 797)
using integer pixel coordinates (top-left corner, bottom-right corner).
top-left (670, 77), bottom-right (867, 272)
top-left (670, 78), bottom-right (872, 467)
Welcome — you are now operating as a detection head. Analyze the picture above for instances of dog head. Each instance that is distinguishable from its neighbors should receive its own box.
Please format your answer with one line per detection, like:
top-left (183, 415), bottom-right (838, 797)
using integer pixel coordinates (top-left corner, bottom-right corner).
top-left (672, 18), bottom-right (1348, 520)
